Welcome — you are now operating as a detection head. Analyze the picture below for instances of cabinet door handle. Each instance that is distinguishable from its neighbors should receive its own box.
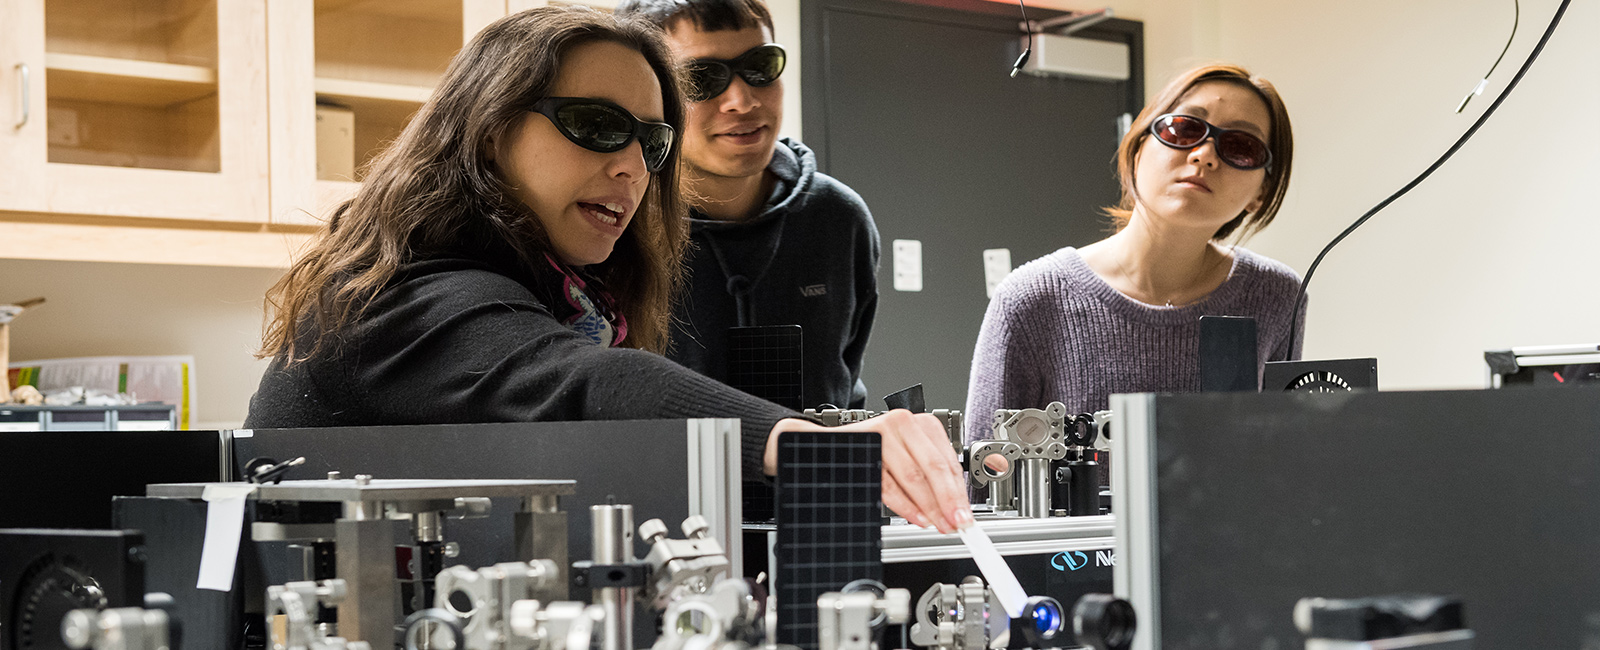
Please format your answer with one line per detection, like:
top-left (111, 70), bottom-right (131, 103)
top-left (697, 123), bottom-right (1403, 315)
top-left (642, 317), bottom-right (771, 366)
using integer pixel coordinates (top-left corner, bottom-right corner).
top-left (14, 62), bottom-right (29, 129)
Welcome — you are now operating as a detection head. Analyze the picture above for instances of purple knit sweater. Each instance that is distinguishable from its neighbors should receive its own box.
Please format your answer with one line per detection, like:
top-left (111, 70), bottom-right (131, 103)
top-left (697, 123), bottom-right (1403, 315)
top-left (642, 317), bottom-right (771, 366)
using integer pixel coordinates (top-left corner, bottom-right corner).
top-left (964, 246), bottom-right (1304, 442)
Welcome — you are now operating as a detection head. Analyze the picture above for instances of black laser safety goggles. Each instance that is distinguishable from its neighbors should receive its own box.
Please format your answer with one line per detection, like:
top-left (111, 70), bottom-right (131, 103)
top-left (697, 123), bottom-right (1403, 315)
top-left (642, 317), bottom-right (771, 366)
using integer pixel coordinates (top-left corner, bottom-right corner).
top-left (530, 97), bottom-right (675, 173)
top-left (1149, 113), bottom-right (1272, 171)
top-left (684, 44), bottom-right (786, 103)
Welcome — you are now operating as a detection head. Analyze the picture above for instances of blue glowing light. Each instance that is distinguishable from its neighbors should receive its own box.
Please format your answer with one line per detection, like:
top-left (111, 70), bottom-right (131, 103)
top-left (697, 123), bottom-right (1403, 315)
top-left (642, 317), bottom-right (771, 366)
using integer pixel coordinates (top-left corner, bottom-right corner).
top-left (1031, 600), bottom-right (1062, 635)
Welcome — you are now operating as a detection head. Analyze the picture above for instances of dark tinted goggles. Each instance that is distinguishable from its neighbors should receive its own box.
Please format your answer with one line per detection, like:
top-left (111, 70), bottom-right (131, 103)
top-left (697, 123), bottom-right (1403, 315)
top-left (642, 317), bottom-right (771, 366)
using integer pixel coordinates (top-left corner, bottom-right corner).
top-left (530, 97), bottom-right (675, 173)
top-left (1150, 113), bottom-right (1272, 171)
top-left (684, 44), bottom-right (786, 103)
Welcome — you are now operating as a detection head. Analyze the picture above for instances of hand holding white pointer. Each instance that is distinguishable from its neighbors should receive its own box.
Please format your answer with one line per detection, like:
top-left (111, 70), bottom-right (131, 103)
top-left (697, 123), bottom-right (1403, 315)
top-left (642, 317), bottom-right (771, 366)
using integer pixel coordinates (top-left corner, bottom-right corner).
top-left (764, 409), bottom-right (974, 534)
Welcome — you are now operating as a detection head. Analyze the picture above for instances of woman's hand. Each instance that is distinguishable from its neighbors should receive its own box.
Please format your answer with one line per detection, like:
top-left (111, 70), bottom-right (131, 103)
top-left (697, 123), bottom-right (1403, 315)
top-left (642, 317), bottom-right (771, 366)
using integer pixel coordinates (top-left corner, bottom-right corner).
top-left (765, 410), bottom-right (973, 534)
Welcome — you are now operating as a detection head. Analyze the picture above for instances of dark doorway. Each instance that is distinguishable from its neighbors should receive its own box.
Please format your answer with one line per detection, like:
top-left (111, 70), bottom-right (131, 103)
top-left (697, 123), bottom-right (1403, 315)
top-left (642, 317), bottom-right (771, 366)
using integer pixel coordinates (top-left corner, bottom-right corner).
top-left (801, 0), bottom-right (1144, 413)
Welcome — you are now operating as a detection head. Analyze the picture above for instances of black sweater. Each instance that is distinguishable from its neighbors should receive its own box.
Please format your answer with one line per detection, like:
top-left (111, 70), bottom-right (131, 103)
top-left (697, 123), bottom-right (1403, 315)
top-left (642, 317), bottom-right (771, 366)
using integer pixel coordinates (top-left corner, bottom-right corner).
top-left (667, 138), bottom-right (880, 409)
top-left (243, 256), bottom-right (797, 481)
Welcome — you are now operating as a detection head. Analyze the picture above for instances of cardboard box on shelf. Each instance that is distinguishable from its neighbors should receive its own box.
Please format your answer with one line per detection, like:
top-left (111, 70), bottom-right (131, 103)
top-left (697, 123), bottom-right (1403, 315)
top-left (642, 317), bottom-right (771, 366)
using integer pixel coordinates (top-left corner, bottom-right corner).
top-left (316, 103), bottom-right (356, 181)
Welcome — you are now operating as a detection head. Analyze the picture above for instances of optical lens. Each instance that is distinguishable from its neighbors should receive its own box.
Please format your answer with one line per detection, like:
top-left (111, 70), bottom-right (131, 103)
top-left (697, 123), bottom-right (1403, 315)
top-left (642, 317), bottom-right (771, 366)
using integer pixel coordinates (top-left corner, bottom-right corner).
top-left (1033, 602), bottom-right (1061, 634)
top-left (557, 104), bottom-right (633, 152)
top-left (1156, 115), bottom-right (1207, 147)
top-left (687, 62), bottom-right (731, 102)
top-left (1026, 596), bottom-right (1064, 641)
top-left (1218, 131), bottom-right (1269, 170)
top-left (739, 45), bottom-right (787, 87)
top-left (640, 124), bottom-right (674, 172)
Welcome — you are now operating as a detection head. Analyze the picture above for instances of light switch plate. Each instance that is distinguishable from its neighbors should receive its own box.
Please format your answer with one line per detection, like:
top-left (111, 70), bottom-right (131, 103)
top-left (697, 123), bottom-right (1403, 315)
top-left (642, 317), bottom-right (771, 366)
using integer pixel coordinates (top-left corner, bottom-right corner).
top-left (982, 248), bottom-right (1012, 298)
top-left (893, 239), bottom-right (923, 292)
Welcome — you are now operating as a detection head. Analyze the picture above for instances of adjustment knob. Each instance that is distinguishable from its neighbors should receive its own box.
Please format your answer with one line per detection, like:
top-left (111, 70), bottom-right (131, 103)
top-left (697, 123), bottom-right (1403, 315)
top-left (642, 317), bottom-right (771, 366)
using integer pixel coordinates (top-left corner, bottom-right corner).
top-left (681, 515), bottom-right (711, 539)
top-left (60, 610), bottom-right (95, 649)
top-left (510, 599), bottom-right (543, 638)
top-left (638, 518), bottom-right (670, 543)
top-left (883, 588), bottom-right (912, 625)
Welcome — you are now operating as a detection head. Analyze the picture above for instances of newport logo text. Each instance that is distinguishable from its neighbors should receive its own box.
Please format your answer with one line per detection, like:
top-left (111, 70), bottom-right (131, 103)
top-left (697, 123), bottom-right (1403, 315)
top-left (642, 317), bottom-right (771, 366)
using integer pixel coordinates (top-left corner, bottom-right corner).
top-left (1049, 550), bottom-right (1116, 571)
top-left (1051, 551), bottom-right (1089, 571)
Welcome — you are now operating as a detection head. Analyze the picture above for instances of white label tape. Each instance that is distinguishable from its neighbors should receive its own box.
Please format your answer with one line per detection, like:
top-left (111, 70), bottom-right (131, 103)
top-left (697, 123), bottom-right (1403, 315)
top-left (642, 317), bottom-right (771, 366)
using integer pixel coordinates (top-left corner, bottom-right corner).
top-left (958, 524), bottom-right (1027, 618)
top-left (196, 484), bottom-right (257, 591)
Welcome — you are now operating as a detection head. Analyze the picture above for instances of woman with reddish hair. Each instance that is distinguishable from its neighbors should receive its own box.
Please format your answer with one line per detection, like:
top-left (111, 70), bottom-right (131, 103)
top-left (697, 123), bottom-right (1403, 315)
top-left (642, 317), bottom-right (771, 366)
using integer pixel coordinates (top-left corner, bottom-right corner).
top-left (966, 63), bottom-right (1304, 437)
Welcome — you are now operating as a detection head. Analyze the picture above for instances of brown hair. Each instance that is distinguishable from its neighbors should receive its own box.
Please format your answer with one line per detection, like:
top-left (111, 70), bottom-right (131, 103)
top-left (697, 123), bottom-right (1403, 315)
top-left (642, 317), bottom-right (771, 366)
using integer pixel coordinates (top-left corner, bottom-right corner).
top-left (260, 7), bottom-right (689, 363)
top-left (1105, 63), bottom-right (1294, 241)
top-left (615, 0), bottom-right (776, 34)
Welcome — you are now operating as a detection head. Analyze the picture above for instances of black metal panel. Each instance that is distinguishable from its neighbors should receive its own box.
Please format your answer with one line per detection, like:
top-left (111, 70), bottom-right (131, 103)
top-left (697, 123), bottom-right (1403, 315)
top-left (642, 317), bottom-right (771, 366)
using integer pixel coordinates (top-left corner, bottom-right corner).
top-left (0, 429), bottom-right (220, 529)
top-left (233, 420), bottom-right (694, 567)
top-left (0, 529), bottom-right (146, 650)
top-left (1150, 386), bottom-right (1600, 648)
top-left (803, 0), bottom-right (1143, 410)
top-left (235, 420), bottom-right (702, 645)
top-left (883, 548), bottom-right (1114, 648)
top-left (775, 431), bottom-right (882, 650)
top-left (113, 497), bottom-right (253, 650)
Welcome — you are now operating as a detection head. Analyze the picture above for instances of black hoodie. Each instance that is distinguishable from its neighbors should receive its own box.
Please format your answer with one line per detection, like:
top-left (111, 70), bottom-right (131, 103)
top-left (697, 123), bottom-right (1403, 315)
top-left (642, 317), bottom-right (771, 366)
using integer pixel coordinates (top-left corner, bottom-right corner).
top-left (667, 138), bottom-right (880, 409)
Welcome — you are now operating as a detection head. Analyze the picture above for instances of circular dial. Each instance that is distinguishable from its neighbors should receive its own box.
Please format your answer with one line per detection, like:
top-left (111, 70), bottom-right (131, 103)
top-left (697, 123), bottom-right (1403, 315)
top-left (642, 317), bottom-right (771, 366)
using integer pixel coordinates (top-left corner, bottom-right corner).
top-left (13, 558), bottom-right (105, 650)
top-left (1289, 371), bottom-right (1353, 393)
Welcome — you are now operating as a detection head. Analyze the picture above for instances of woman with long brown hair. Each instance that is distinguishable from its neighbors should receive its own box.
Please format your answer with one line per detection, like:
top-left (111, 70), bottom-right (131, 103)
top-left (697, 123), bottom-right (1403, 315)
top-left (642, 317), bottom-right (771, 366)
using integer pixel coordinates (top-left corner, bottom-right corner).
top-left (966, 63), bottom-right (1305, 437)
top-left (246, 7), bottom-right (970, 533)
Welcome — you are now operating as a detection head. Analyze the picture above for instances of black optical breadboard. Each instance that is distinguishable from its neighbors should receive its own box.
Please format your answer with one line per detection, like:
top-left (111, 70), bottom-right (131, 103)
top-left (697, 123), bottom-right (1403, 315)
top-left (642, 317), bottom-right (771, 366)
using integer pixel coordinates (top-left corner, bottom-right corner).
top-left (775, 431), bottom-right (882, 650)
top-left (727, 325), bottom-right (804, 410)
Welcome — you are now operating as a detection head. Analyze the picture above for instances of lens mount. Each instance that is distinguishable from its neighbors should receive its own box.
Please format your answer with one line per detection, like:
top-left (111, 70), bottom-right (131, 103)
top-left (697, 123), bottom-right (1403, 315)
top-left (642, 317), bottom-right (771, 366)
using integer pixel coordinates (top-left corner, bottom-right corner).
top-left (1072, 593), bottom-right (1136, 650)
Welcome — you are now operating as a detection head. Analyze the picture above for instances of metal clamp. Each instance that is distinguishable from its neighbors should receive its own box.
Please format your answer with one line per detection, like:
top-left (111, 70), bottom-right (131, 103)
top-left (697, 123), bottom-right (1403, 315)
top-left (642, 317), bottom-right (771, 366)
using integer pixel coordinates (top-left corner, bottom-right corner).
top-left (435, 560), bottom-right (562, 648)
top-left (966, 440), bottom-right (1021, 487)
top-left (266, 579), bottom-right (372, 650)
top-left (570, 561), bottom-right (650, 589)
top-left (401, 609), bottom-right (467, 650)
top-left (910, 577), bottom-right (1010, 650)
top-left (61, 608), bottom-right (173, 650)
top-left (510, 600), bottom-right (605, 650)
top-left (803, 407), bottom-right (884, 427)
top-left (818, 586), bottom-right (911, 650)
top-left (651, 576), bottom-right (765, 650)
top-left (993, 402), bottom-right (1069, 460)
top-left (1090, 410), bottom-right (1113, 452)
top-left (639, 515), bottom-right (731, 609)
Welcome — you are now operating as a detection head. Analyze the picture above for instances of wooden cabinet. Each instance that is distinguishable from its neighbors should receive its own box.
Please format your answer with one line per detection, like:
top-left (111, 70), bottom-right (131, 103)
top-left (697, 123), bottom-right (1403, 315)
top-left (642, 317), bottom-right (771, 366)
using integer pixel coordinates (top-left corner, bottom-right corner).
top-left (0, 0), bottom-right (306, 267)
top-left (0, 0), bottom-right (269, 222)
top-left (0, 0), bottom-right (620, 267)
top-left (268, 0), bottom-right (507, 226)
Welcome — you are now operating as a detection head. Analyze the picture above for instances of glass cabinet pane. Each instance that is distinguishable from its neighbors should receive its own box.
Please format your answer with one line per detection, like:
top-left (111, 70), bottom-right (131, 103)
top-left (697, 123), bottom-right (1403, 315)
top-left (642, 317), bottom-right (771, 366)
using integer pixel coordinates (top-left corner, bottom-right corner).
top-left (44, 0), bottom-right (221, 172)
top-left (313, 0), bottom-right (462, 180)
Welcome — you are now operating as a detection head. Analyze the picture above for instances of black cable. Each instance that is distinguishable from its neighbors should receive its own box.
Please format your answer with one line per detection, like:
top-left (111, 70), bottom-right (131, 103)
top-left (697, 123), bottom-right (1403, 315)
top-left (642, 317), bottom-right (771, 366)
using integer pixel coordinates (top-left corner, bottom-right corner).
top-left (1458, 0), bottom-right (1520, 113)
top-left (1011, 0), bottom-right (1033, 78)
top-left (1285, 0), bottom-right (1571, 355)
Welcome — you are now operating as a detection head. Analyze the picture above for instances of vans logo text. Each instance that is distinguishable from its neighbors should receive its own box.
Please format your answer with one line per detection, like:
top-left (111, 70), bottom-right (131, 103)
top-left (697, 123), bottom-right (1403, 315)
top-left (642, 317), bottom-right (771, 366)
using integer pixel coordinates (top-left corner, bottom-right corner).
top-left (801, 284), bottom-right (827, 297)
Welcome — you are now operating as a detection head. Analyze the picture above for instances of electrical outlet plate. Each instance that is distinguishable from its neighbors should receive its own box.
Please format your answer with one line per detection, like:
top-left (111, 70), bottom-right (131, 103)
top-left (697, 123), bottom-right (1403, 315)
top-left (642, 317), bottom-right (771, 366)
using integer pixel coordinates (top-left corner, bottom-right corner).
top-left (982, 248), bottom-right (1012, 298)
top-left (893, 239), bottom-right (923, 292)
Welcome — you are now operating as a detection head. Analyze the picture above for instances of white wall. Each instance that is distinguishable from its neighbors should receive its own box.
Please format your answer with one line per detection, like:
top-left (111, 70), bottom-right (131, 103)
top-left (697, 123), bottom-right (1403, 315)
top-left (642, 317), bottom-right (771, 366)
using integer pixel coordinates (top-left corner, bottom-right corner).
top-left (1203, 0), bottom-right (1599, 388)
top-left (770, 0), bottom-right (804, 141)
top-left (890, 0), bottom-right (1599, 390)
top-left (1, 259), bottom-right (280, 429)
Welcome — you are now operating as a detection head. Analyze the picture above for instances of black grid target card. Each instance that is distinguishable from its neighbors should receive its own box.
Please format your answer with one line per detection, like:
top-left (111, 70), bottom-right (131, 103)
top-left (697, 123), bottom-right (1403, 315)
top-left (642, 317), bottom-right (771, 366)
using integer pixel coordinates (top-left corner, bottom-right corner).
top-left (730, 325), bottom-right (804, 523)
top-left (727, 325), bottom-right (804, 410)
top-left (775, 430), bottom-right (883, 650)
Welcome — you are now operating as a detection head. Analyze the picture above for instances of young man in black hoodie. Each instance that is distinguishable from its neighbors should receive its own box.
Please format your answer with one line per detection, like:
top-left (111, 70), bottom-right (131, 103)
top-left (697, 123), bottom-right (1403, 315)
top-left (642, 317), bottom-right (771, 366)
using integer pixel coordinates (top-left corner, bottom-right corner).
top-left (617, 0), bottom-right (880, 409)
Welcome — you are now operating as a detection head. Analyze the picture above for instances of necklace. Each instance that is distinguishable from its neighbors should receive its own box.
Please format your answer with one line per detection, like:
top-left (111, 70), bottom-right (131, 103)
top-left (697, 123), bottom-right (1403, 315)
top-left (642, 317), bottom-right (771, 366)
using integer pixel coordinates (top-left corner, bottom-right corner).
top-left (1114, 245), bottom-right (1233, 308)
